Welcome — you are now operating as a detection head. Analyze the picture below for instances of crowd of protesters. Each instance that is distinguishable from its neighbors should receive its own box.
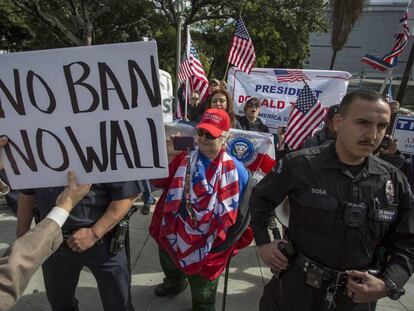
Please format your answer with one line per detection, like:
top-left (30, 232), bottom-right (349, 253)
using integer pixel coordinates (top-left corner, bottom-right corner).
top-left (1, 78), bottom-right (414, 311)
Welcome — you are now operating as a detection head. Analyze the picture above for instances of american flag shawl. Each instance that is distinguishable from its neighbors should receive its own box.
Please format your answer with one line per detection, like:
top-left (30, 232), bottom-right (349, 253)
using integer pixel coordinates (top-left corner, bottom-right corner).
top-left (361, 5), bottom-right (410, 72)
top-left (158, 148), bottom-right (240, 275)
top-left (284, 84), bottom-right (326, 150)
top-left (227, 18), bottom-right (256, 74)
top-left (274, 69), bottom-right (311, 83)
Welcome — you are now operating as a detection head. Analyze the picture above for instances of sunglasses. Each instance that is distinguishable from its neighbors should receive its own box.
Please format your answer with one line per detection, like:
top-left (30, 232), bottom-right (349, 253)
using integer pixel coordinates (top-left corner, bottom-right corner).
top-left (247, 103), bottom-right (260, 109)
top-left (196, 128), bottom-right (217, 140)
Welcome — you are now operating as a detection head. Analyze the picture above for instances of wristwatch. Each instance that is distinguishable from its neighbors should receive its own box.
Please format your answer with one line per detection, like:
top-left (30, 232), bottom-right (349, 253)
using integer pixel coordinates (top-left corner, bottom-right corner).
top-left (382, 277), bottom-right (405, 300)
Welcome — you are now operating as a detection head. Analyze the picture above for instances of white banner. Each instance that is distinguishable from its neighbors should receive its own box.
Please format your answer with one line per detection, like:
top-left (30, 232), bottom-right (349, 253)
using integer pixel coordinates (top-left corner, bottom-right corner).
top-left (160, 69), bottom-right (173, 123)
top-left (0, 41), bottom-right (168, 189)
top-left (227, 67), bottom-right (351, 131)
top-left (393, 114), bottom-right (414, 155)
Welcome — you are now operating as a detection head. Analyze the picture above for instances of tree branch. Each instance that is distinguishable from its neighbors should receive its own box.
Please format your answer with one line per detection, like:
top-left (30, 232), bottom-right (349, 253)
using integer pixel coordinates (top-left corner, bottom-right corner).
top-left (14, 0), bottom-right (83, 46)
top-left (68, 0), bottom-right (85, 29)
top-left (159, 0), bottom-right (175, 25)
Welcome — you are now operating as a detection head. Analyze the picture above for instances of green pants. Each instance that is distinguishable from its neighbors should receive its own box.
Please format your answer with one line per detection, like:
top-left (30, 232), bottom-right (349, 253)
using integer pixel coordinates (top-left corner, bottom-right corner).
top-left (159, 248), bottom-right (220, 311)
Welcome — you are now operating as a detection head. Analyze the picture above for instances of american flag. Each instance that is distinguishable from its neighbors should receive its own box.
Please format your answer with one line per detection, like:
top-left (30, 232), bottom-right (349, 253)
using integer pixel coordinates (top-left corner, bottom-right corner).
top-left (284, 84), bottom-right (326, 150)
top-left (274, 69), bottom-right (311, 83)
top-left (361, 6), bottom-right (410, 71)
top-left (177, 40), bottom-right (209, 101)
top-left (227, 18), bottom-right (256, 74)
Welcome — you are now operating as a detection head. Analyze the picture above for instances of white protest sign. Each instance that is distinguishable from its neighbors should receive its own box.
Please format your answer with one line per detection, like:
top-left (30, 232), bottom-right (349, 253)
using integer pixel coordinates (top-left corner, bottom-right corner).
top-left (0, 41), bottom-right (168, 189)
top-left (227, 67), bottom-right (351, 131)
top-left (393, 114), bottom-right (414, 155)
top-left (159, 69), bottom-right (173, 123)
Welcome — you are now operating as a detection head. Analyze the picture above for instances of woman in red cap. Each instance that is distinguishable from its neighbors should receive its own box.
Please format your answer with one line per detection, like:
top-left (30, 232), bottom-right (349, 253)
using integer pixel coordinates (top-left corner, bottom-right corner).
top-left (149, 108), bottom-right (252, 311)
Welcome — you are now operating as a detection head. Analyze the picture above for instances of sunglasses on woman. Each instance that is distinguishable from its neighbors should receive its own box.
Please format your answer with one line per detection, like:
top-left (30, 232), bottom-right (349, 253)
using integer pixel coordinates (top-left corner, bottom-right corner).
top-left (196, 128), bottom-right (217, 140)
top-left (246, 103), bottom-right (260, 109)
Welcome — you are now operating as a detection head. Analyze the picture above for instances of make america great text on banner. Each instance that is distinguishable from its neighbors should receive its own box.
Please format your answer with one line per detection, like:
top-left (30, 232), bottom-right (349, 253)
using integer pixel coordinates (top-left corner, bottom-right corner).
top-left (0, 41), bottom-right (168, 189)
top-left (227, 67), bottom-right (351, 131)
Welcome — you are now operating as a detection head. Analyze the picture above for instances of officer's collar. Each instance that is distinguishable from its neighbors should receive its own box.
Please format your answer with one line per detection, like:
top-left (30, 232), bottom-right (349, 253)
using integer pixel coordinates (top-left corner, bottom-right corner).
top-left (321, 143), bottom-right (385, 175)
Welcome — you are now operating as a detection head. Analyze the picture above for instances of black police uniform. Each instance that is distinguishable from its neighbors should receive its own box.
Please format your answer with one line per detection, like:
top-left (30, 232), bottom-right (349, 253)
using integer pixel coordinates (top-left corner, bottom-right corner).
top-left (250, 143), bottom-right (414, 311)
top-left (20, 182), bottom-right (139, 311)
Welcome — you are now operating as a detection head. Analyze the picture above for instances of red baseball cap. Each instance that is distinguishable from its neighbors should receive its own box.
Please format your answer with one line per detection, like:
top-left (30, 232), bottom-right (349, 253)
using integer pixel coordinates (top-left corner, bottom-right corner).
top-left (196, 108), bottom-right (230, 138)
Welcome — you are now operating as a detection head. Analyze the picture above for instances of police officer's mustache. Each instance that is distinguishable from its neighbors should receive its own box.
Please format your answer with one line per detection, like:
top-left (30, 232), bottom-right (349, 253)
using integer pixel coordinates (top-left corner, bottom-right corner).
top-left (358, 139), bottom-right (376, 147)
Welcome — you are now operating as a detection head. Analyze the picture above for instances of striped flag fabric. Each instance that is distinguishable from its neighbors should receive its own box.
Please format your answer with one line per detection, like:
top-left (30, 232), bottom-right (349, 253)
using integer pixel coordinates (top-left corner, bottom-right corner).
top-left (177, 39), bottom-right (209, 101)
top-left (361, 6), bottom-right (410, 71)
top-left (284, 84), bottom-right (326, 150)
top-left (227, 18), bottom-right (256, 74)
top-left (176, 32), bottom-right (209, 119)
top-left (274, 69), bottom-right (311, 83)
top-left (177, 57), bottom-right (192, 83)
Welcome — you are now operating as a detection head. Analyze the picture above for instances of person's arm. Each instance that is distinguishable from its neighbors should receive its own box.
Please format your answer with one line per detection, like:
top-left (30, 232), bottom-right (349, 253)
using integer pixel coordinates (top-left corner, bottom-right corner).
top-left (0, 219), bottom-right (63, 310)
top-left (152, 152), bottom-right (185, 190)
top-left (67, 182), bottom-right (139, 252)
top-left (380, 170), bottom-right (414, 289)
top-left (346, 169), bottom-right (414, 303)
top-left (0, 171), bottom-right (90, 310)
top-left (250, 156), bottom-right (296, 271)
top-left (66, 198), bottom-right (135, 252)
top-left (16, 193), bottom-right (35, 238)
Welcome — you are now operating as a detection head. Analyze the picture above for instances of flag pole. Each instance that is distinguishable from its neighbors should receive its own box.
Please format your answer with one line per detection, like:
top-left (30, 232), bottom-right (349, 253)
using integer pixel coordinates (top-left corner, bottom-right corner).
top-left (379, 69), bottom-right (393, 94)
top-left (184, 26), bottom-right (191, 120)
top-left (222, 61), bottom-right (230, 81)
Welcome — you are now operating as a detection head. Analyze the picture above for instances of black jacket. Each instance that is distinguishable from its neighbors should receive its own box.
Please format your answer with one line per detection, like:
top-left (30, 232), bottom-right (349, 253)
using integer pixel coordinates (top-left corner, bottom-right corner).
top-left (237, 116), bottom-right (269, 133)
top-left (250, 142), bottom-right (414, 289)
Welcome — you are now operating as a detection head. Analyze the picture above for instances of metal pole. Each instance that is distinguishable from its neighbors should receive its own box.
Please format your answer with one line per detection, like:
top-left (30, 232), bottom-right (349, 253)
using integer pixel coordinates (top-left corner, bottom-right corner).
top-left (380, 70), bottom-right (393, 94)
top-left (175, 14), bottom-right (182, 110)
top-left (397, 42), bottom-right (414, 103)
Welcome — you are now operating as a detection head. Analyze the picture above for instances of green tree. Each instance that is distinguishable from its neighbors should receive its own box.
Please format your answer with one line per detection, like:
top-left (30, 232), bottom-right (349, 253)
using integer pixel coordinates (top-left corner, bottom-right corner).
top-left (1, 0), bottom-right (327, 82)
top-left (0, 2), bottom-right (32, 51)
top-left (190, 0), bottom-right (327, 79)
top-left (329, 0), bottom-right (365, 69)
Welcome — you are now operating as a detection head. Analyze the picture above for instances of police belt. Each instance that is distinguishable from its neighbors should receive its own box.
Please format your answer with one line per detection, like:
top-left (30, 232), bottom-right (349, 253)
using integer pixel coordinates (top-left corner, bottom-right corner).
top-left (296, 252), bottom-right (347, 282)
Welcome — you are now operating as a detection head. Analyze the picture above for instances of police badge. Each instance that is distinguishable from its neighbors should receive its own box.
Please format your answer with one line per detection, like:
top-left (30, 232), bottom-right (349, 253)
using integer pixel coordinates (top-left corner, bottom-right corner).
top-left (385, 180), bottom-right (395, 204)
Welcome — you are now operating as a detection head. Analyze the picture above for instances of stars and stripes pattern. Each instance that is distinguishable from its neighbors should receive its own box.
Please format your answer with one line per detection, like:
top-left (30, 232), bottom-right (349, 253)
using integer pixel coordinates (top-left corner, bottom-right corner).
top-left (227, 18), bottom-right (256, 74)
top-left (274, 69), bottom-right (311, 83)
top-left (361, 7), bottom-right (410, 72)
top-left (158, 149), bottom-right (240, 275)
top-left (284, 84), bottom-right (326, 150)
top-left (177, 39), bottom-right (209, 106)
top-left (177, 57), bottom-right (192, 83)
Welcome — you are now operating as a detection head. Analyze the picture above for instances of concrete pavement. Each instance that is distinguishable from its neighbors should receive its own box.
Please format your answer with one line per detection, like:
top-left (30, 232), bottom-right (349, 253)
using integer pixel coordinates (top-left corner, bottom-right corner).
top-left (0, 199), bottom-right (413, 311)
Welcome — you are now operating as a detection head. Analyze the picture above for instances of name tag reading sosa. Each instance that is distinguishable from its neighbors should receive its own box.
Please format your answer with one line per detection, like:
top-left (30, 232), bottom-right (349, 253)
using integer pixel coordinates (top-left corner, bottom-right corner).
top-left (373, 197), bottom-right (397, 223)
top-left (375, 209), bottom-right (397, 222)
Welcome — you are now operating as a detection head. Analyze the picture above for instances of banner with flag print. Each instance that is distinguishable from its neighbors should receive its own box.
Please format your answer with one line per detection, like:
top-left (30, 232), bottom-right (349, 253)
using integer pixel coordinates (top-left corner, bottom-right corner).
top-left (227, 18), bottom-right (256, 74)
top-left (284, 84), bottom-right (327, 150)
top-left (227, 67), bottom-right (351, 131)
top-left (274, 69), bottom-right (310, 83)
top-left (164, 121), bottom-right (275, 174)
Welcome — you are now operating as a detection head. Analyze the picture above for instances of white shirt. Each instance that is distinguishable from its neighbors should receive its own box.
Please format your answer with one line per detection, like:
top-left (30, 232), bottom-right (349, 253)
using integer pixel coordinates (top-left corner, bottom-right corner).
top-left (46, 207), bottom-right (69, 228)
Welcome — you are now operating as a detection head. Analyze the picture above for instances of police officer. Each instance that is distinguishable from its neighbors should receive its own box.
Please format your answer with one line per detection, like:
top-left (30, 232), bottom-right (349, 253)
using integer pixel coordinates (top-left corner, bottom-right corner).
top-left (250, 90), bottom-right (414, 311)
top-left (17, 181), bottom-right (140, 311)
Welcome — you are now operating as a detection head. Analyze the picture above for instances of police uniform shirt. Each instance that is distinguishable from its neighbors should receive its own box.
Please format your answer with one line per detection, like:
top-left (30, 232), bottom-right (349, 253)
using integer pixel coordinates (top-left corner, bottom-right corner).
top-left (250, 142), bottom-right (414, 289)
top-left (20, 182), bottom-right (140, 232)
